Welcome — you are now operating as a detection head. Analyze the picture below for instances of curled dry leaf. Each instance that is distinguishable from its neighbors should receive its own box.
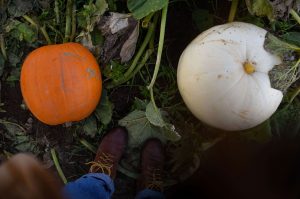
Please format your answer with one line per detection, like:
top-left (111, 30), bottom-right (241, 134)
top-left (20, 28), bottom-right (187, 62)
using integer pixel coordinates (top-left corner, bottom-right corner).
top-left (246, 0), bottom-right (300, 20)
top-left (98, 12), bottom-right (139, 64)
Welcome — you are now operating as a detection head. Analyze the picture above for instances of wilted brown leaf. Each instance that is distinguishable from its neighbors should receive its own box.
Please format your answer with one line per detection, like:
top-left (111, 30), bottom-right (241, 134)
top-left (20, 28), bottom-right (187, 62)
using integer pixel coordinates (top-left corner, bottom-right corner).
top-left (98, 12), bottom-right (139, 64)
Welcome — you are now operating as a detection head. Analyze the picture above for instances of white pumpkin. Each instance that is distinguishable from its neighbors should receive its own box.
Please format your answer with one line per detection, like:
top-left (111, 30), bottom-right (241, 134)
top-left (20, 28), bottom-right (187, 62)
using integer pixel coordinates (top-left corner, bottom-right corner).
top-left (177, 22), bottom-right (283, 131)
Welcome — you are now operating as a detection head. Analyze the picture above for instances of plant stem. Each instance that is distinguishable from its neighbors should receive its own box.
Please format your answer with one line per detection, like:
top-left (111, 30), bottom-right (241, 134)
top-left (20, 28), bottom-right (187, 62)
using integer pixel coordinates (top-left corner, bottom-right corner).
top-left (0, 34), bottom-right (7, 60)
top-left (23, 15), bottom-right (52, 45)
top-left (290, 9), bottom-right (300, 25)
top-left (50, 148), bottom-right (67, 184)
top-left (70, 3), bottom-right (77, 42)
top-left (23, 15), bottom-right (38, 27)
top-left (54, 0), bottom-right (60, 25)
top-left (132, 49), bottom-right (154, 76)
top-left (47, 24), bottom-right (64, 41)
top-left (123, 22), bottom-right (155, 77)
top-left (64, 0), bottom-right (73, 43)
top-left (228, 0), bottom-right (239, 22)
top-left (106, 15), bottom-right (157, 88)
top-left (142, 12), bottom-right (155, 28)
top-left (40, 25), bottom-right (52, 44)
top-left (79, 138), bottom-right (97, 154)
top-left (289, 85), bottom-right (300, 104)
top-left (147, 3), bottom-right (168, 109)
top-left (109, 49), bottom-right (154, 88)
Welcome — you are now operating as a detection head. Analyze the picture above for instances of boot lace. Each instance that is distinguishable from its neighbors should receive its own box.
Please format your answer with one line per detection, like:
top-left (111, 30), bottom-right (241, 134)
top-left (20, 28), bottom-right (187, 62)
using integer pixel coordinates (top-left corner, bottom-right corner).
top-left (145, 167), bottom-right (163, 192)
top-left (86, 151), bottom-right (114, 176)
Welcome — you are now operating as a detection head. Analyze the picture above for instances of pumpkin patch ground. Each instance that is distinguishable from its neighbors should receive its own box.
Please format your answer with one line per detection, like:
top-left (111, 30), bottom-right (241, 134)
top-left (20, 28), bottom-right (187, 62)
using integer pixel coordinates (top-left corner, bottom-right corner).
top-left (0, 0), bottom-right (300, 198)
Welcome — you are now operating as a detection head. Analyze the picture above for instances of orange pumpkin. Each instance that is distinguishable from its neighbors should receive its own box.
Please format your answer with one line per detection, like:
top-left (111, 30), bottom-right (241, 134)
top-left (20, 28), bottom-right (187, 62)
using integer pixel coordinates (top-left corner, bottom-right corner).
top-left (20, 43), bottom-right (102, 125)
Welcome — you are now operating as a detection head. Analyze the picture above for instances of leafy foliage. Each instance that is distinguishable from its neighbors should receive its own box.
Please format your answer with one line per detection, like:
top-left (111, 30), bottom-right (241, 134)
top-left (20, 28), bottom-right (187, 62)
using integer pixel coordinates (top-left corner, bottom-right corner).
top-left (265, 33), bottom-right (300, 92)
top-left (0, 119), bottom-right (40, 154)
top-left (246, 0), bottom-right (300, 20)
top-left (246, 0), bottom-right (274, 21)
top-left (127, 0), bottom-right (168, 19)
top-left (0, 0), bottom-right (299, 192)
top-left (119, 101), bottom-right (180, 148)
top-left (271, 100), bottom-right (300, 138)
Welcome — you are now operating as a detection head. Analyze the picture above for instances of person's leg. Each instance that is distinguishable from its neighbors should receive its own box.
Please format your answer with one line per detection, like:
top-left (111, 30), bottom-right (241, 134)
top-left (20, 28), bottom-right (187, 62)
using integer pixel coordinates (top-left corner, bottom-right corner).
top-left (135, 139), bottom-right (165, 199)
top-left (135, 189), bottom-right (165, 199)
top-left (64, 127), bottom-right (128, 199)
top-left (64, 173), bottom-right (114, 199)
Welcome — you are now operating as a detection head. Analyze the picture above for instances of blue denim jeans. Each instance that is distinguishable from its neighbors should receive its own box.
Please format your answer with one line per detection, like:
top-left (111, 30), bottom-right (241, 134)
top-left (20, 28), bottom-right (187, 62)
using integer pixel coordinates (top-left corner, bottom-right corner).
top-left (64, 173), bottom-right (165, 199)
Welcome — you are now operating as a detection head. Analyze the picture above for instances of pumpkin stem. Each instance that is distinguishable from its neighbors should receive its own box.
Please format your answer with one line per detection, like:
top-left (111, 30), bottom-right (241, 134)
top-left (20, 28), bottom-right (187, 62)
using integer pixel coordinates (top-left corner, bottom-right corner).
top-left (243, 62), bottom-right (255, 74)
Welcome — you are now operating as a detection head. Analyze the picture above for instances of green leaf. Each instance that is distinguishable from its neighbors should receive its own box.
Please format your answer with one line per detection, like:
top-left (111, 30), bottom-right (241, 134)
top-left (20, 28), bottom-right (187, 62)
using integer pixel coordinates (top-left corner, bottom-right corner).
top-left (103, 60), bottom-right (126, 81)
top-left (6, 67), bottom-right (20, 82)
top-left (83, 116), bottom-right (98, 137)
top-left (6, 20), bottom-right (37, 43)
top-left (265, 33), bottom-right (300, 57)
top-left (127, 0), bottom-right (168, 19)
top-left (145, 102), bottom-right (165, 127)
top-left (265, 33), bottom-right (300, 92)
top-left (132, 98), bottom-right (148, 111)
top-left (118, 110), bottom-right (166, 148)
top-left (239, 120), bottom-right (272, 143)
top-left (77, 0), bottom-right (108, 30)
top-left (192, 9), bottom-right (214, 32)
top-left (271, 101), bottom-right (300, 138)
top-left (246, 0), bottom-right (274, 21)
top-left (95, 0), bottom-right (108, 11)
top-left (94, 90), bottom-right (114, 125)
top-left (0, 119), bottom-right (39, 153)
top-left (119, 105), bottom-right (181, 148)
top-left (162, 123), bottom-right (181, 142)
top-left (282, 32), bottom-right (300, 47)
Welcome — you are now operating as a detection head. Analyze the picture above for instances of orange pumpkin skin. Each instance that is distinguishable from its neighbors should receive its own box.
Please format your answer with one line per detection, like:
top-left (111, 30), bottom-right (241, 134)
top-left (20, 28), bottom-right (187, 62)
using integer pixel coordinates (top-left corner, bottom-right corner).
top-left (20, 43), bottom-right (102, 125)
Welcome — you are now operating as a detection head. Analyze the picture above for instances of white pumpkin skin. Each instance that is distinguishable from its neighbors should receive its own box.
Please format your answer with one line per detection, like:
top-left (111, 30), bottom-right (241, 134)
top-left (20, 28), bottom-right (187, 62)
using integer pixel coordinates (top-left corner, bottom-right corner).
top-left (177, 22), bottom-right (283, 131)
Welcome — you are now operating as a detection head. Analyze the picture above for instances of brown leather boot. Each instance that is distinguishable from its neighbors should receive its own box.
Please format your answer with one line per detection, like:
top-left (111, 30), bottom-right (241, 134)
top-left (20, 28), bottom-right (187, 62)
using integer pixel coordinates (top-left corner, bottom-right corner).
top-left (88, 127), bottom-right (128, 179)
top-left (138, 138), bottom-right (165, 192)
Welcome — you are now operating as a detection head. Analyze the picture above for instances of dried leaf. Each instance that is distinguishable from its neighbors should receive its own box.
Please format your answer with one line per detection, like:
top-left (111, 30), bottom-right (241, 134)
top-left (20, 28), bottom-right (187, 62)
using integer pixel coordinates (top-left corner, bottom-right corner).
top-left (246, 0), bottom-right (300, 20)
top-left (120, 23), bottom-right (139, 63)
top-left (265, 33), bottom-right (300, 92)
top-left (269, 0), bottom-right (300, 19)
top-left (98, 12), bottom-right (139, 64)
